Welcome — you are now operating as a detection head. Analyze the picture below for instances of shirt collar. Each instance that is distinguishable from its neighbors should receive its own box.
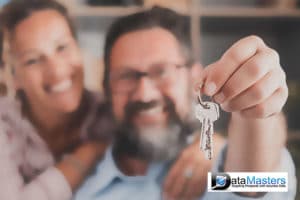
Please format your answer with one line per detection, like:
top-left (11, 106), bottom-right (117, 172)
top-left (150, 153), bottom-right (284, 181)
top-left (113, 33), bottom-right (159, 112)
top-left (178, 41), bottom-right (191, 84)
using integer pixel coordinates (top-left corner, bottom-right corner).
top-left (87, 146), bottom-right (169, 196)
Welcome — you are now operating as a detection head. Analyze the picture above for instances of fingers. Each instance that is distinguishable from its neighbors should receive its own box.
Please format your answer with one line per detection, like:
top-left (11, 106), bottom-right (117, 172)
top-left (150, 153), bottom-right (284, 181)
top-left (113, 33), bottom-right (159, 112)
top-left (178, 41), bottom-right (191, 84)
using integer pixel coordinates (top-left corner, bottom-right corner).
top-left (200, 35), bottom-right (287, 118)
top-left (163, 151), bottom-right (189, 193)
top-left (214, 48), bottom-right (279, 104)
top-left (202, 35), bottom-right (267, 96)
top-left (163, 142), bottom-right (211, 200)
top-left (220, 67), bottom-right (285, 112)
top-left (182, 166), bottom-right (207, 200)
top-left (166, 164), bottom-right (197, 200)
top-left (164, 147), bottom-right (195, 199)
top-left (241, 86), bottom-right (288, 118)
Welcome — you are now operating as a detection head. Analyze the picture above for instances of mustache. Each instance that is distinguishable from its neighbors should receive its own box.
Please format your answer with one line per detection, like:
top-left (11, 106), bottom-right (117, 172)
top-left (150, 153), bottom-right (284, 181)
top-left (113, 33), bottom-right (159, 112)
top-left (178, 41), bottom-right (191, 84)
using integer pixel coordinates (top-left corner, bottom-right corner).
top-left (124, 97), bottom-right (177, 122)
top-left (126, 100), bottom-right (160, 112)
top-left (124, 100), bottom-right (160, 118)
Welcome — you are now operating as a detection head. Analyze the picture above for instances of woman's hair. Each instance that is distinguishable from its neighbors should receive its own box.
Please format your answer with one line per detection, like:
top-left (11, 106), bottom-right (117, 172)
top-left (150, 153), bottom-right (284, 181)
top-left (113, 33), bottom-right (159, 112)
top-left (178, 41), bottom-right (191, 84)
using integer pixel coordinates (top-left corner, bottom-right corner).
top-left (0, 31), bottom-right (3, 69)
top-left (0, 0), bottom-right (76, 39)
top-left (0, 29), bottom-right (6, 96)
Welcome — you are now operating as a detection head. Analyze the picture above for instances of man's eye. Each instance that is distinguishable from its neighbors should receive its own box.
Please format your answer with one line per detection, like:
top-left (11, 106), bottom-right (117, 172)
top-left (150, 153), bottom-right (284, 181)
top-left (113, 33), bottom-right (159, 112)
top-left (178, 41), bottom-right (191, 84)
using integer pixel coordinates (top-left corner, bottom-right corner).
top-left (24, 58), bottom-right (39, 66)
top-left (119, 72), bottom-right (138, 81)
top-left (57, 44), bottom-right (68, 52)
top-left (152, 67), bottom-right (166, 77)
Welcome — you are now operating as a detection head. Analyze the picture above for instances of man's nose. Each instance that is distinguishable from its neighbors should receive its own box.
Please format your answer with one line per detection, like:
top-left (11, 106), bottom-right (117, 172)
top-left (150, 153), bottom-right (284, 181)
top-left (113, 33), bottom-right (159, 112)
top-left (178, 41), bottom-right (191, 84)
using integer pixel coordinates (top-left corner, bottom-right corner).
top-left (131, 77), bottom-right (161, 102)
top-left (44, 57), bottom-right (70, 82)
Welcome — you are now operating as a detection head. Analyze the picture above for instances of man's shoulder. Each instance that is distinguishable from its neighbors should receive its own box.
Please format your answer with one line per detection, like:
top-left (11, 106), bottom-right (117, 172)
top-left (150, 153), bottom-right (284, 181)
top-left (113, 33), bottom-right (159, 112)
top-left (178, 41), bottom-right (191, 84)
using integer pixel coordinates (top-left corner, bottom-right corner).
top-left (75, 146), bottom-right (118, 199)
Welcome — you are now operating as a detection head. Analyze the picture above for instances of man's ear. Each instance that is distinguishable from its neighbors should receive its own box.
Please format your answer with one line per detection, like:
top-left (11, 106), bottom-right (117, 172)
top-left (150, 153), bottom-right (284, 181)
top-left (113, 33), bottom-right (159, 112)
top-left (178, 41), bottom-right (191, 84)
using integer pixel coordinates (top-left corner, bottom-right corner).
top-left (189, 62), bottom-right (204, 89)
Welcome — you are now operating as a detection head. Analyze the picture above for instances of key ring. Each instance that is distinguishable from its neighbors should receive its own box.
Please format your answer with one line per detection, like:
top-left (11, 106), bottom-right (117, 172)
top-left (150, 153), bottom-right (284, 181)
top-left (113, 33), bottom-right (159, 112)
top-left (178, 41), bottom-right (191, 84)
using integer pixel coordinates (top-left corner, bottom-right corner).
top-left (196, 84), bottom-right (210, 109)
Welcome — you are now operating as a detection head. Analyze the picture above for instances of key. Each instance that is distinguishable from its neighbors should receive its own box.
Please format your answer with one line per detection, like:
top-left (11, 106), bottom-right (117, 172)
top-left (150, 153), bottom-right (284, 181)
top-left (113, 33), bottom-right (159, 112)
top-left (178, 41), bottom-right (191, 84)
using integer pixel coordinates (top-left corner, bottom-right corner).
top-left (195, 102), bottom-right (219, 159)
top-left (195, 92), bottom-right (220, 160)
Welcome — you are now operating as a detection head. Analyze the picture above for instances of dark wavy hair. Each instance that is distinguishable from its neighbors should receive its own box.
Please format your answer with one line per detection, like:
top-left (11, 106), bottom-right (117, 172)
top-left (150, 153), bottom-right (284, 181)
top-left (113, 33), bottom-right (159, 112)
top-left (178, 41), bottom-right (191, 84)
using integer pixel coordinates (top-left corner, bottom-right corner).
top-left (0, 0), bottom-right (76, 39)
top-left (103, 6), bottom-right (194, 98)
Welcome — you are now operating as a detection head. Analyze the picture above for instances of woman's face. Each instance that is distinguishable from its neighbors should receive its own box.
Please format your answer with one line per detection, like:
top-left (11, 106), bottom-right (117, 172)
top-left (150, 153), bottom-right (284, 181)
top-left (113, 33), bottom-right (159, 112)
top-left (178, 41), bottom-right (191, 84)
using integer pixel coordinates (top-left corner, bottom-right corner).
top-left (10, 9), bottom-right (83, 114)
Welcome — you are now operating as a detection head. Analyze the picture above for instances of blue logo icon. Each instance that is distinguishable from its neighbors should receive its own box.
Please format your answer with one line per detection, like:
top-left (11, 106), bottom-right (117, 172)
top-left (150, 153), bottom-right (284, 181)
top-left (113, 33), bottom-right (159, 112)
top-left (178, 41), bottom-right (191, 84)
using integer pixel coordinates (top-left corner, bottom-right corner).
top-left (211, 173), bottom-right (231, 190)
top-left (216, 176), bottom-right (227, 187)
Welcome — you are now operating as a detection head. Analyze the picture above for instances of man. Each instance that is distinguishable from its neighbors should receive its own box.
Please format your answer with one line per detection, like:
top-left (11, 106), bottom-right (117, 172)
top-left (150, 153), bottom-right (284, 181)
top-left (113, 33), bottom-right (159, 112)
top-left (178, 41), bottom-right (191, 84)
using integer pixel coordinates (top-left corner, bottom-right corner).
top-left (75, 7), bottom-right (296, 200)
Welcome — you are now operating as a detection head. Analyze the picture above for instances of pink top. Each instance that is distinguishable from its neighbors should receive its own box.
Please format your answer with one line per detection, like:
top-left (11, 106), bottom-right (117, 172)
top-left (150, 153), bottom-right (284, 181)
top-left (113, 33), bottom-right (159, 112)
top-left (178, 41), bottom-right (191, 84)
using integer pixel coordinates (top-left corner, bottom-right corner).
top-left (0, 91), bottom-right (105, 200)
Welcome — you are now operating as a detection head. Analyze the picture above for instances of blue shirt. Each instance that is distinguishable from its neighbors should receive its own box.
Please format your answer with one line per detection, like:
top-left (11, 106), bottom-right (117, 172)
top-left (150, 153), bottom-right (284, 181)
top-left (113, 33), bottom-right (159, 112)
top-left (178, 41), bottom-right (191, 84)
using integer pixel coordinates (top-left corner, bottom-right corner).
top-left (74, 145), bottom-right (297, 200)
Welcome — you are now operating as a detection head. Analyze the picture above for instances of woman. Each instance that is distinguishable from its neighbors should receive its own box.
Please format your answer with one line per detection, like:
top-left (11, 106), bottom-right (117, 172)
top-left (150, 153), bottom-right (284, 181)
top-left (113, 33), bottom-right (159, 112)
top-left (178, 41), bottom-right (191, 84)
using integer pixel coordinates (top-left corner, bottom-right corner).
top-left (0, 1), bottom-right (109, 199)
top-left (0, 0), bottom-right (224, 199)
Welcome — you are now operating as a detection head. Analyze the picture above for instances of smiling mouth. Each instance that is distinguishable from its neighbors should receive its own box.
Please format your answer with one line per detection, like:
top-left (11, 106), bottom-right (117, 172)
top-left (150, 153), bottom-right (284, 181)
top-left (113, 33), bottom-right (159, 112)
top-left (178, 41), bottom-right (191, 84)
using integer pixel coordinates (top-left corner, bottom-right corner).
top-left (47, 79), bottom-right (73, 93)
top-left (132, 106), bottom-right (168, 126)
top-left (138, 106), bottom-right (164, 116)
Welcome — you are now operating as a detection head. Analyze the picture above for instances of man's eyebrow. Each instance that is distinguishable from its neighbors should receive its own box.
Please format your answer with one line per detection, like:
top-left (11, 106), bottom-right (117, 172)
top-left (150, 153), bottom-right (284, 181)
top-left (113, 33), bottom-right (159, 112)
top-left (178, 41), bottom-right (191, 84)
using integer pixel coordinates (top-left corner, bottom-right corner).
top-left (54, 35), bottom-right (72, 44)
top-left (113, 66), bottom-right (138, 72)
top-left (114, 60), bottom-right (182, 72)
top-left (150, 60), bottom-right (184, 66)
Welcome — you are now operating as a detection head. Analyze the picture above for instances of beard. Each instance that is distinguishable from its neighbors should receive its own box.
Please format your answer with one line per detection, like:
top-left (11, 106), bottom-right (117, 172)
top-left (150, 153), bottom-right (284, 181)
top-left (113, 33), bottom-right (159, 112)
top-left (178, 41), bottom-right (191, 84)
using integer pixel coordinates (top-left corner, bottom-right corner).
top-left (113, 97), bottom-right (196, 162)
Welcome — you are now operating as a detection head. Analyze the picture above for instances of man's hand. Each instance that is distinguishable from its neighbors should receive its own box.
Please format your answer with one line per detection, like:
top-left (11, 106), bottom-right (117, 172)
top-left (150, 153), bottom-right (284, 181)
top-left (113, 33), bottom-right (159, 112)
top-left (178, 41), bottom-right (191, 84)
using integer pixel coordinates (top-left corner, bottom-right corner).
top-left (201, 35), bottom-right (288, 118)
top-left (199, 36), bottom-right (287, 176)
top-left (163, 134), bottom-right (225, 200)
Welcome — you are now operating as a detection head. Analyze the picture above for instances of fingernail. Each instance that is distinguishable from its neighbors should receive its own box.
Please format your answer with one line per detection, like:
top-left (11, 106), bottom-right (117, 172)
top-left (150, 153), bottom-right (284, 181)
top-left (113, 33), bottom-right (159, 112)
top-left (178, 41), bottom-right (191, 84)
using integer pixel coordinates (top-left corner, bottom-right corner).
top-left (214, 92), bottom-right (225, 104)
top-left (221, 102), bottom-right (230, 112)
top-left (204, 82), bottom-right (216, 96)
top-left (194, 81), bottom-right (203, 90)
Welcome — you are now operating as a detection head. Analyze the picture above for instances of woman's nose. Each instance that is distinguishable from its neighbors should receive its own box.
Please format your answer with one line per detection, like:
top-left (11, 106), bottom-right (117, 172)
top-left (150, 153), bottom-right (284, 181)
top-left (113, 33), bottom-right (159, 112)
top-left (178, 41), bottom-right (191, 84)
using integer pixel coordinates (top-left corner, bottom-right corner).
top-left (44, 56), bottom-right (71, 82)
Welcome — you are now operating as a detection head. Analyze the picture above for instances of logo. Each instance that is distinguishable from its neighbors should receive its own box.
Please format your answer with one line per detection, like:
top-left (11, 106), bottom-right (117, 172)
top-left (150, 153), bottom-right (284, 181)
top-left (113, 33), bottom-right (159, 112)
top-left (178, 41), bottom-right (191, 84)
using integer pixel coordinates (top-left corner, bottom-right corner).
top-left (208, 172), bottom-right (288, 192)
top-left (211, 173), bottom-right (231, 190)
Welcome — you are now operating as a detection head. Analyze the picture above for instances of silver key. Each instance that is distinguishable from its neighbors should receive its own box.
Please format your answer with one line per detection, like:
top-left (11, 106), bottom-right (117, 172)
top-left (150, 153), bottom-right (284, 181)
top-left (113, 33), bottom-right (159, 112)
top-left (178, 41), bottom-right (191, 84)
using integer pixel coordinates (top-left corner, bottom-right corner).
top-left (195, 93), bottom-right (219, 160)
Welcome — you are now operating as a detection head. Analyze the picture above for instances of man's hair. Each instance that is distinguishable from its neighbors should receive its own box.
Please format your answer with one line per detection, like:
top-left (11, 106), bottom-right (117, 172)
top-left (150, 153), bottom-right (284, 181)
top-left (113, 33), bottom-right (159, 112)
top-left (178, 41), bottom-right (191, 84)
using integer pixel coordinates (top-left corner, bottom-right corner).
top-left (0, 0), bottom-right (76, 39)
top-left (103, 6), bottom-right (193, 97)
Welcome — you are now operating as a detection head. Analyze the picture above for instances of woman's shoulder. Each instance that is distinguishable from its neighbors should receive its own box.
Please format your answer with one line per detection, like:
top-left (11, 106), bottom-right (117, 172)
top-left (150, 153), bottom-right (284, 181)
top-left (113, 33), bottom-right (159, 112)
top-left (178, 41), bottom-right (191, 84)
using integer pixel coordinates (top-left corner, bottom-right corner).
top-left (0, 95), bottom-right (22, 107)
top-left (0, 96), bottom-right (33, 142)
top-left (0, 97), bottom-right (28, 159)
top-left (0, 97), bottom-right (54, 177)
top-left (0, 96), bottom-right (23, 124)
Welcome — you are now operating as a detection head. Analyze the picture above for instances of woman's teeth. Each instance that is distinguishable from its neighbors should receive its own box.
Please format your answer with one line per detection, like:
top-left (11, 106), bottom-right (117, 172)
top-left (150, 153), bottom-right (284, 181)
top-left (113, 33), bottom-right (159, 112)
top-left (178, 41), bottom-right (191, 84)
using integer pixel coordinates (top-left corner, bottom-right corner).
top-left (50, 79), bottom-right (72, 93)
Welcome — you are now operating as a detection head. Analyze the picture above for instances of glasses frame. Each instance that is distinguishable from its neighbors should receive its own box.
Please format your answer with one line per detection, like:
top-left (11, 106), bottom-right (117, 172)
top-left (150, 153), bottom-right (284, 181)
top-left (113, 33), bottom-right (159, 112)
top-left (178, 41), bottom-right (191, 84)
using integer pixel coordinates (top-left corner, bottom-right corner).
top-left (110, 61), bottom-right (193, 94)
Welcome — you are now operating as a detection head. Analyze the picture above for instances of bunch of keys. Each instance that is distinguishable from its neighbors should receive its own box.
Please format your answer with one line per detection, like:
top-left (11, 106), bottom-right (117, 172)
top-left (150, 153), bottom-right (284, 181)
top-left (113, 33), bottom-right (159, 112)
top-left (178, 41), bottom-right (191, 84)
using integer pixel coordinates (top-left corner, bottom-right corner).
top-left (194, 85), bottom-right (220, 160)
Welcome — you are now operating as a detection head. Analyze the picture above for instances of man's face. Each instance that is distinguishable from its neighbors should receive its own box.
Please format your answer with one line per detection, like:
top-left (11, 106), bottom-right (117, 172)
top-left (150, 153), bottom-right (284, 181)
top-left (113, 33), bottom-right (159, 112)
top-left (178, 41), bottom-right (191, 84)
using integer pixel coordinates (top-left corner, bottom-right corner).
top-left (109, 28), bottom-right (196, 160)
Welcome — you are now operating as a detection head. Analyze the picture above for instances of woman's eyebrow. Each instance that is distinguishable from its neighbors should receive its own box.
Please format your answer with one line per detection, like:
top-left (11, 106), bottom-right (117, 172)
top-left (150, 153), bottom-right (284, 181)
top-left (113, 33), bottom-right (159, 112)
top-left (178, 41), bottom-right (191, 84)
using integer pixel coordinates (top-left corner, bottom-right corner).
top-left (17, 49), bottom-right (40, 58)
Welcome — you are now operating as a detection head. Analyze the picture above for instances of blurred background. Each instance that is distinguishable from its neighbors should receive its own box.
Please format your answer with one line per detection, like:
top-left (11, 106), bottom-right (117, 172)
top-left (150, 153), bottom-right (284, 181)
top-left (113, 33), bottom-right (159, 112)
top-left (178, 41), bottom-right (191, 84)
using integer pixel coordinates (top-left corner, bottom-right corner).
top-left (0, 0), bottom-right (299, 198)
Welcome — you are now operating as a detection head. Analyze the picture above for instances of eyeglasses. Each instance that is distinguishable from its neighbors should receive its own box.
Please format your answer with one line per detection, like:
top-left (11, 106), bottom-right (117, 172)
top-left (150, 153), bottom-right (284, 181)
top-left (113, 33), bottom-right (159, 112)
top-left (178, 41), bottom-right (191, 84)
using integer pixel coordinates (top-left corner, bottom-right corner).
top-left (110, 62), bottom-right (188, 93)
